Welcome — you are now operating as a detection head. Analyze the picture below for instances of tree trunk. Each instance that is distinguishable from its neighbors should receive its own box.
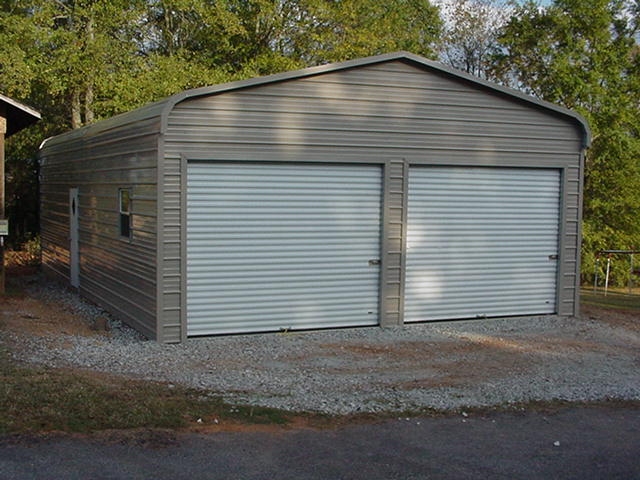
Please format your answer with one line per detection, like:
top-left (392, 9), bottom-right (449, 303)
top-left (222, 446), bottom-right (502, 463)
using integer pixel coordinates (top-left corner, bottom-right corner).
top-left (71, 89), bottom-right (82, 129)
top-left (85, 84), bottom-right (94, 125)
top-left (84, 17), bottom-right (95, 125)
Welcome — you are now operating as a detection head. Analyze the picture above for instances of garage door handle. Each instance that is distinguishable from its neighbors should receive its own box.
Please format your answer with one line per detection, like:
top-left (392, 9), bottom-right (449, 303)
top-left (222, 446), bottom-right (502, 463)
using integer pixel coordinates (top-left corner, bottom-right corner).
top-left (549, 254), bottom-right (558, 260)
top-left (368, 259), bottom-right (380, 266)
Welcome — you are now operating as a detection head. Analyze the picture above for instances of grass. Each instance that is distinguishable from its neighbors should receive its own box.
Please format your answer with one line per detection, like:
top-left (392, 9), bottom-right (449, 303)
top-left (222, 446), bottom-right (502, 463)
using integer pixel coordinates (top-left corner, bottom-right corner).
top-left (581, 288), bottom-right (640, 311)
top-left (0, 347), bottom-right (292, 435)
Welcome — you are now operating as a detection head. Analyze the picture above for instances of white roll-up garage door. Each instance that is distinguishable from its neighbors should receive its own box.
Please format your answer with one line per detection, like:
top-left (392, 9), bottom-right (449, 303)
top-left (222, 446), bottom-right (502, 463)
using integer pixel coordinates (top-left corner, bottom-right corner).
top-left (187, 162), bottom-right (382, 336)
top-left (405, 166), bottom-right (560, 322)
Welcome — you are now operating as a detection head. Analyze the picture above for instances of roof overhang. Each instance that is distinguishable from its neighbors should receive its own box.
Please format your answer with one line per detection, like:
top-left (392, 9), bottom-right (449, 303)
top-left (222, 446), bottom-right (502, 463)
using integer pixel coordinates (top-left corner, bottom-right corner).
top-left (0, 94), bottom-right (41, 137)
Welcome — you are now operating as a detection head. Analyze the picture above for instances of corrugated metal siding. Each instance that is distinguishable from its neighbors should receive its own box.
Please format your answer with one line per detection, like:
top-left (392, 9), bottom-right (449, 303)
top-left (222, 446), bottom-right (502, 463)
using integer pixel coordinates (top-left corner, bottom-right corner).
top-left (39, 117), bottom-right (160, 340)
top-left (405, 166), bottom-right (561, 321)
top-left (186, 162), bottom-right (382, 336)
top-left (161, 59), bottom-right (584, 340)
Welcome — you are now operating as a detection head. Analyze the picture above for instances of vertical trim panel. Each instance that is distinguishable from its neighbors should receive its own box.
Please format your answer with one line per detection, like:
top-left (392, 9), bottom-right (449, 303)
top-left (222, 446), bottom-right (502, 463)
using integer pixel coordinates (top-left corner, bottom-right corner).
top-left (556, 168), bottom-right (568, 315)
top-left (186, 162), bottom-right (383, 335)
top-left (399, 159), bottom-right (409, 324)
top-left (574, 151), bottom-right (586, 316)
top-left (380, 159), bottom-right (408, 327)
top-left (380, 162), bottom-right (392, 326)
top-left (179, 154), bottom-right (188, 343)
top-left (405, 166), bottom-right (561, 321)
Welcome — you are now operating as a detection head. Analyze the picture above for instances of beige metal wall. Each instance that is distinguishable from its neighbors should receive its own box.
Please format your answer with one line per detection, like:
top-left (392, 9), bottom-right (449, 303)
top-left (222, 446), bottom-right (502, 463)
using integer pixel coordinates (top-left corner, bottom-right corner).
top-left (39, 114), bottom-right (161, 339)
top-left (163, 60), bottom-right (584, 342)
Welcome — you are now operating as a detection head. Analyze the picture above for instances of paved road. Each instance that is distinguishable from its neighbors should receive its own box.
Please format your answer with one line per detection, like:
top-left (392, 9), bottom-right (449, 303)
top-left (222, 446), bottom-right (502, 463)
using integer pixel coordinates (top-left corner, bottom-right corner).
top-left (0, 405), bottom-right (638, 480)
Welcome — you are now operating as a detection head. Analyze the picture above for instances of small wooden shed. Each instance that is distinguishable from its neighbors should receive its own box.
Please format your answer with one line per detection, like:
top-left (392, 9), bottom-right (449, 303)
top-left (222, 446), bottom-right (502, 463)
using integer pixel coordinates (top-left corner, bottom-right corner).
top-left (39, 52), bottom-right (590, 343)
top-left (0, 94), bottom-right (40, 292)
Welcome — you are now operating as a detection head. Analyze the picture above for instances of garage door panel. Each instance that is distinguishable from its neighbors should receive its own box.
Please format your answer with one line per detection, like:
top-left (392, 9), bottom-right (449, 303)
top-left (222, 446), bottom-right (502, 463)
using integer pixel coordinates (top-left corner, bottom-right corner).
top-left (405, 166), bottom-right (560, 322)
top-left (187, 162), bottom-right (382, 336)
top-left (188, 234), bottom-right (381, 243)
top-left (187, 277), bottom-right (380, 292)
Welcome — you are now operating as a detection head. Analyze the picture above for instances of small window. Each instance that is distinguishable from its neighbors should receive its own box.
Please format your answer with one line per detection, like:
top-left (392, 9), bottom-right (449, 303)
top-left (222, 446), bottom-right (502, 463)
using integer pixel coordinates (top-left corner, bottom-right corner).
top-left (119, 189), bottom-right (132, 239)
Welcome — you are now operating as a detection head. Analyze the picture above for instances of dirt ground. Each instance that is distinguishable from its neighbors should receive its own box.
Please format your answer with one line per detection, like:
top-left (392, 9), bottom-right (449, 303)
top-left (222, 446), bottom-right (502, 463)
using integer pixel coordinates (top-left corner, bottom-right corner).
top-left (0, 293), bottom-right (98, 338)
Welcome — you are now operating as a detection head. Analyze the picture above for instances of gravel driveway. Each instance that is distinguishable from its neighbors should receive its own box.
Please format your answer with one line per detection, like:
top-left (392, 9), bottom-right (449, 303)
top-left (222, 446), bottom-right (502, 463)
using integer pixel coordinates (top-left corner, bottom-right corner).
top-left (2, 278), bottom-right (639, 414)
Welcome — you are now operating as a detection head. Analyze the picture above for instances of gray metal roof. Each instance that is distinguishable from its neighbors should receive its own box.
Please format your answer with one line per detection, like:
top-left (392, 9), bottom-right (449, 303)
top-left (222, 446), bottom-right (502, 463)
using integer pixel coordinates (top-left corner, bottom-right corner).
top-left (0, 93), bottom-right (41, 137)
top-left (158, 51), bottom-right (591, 147)
top-left (41, 51), bottom-right (591, 149)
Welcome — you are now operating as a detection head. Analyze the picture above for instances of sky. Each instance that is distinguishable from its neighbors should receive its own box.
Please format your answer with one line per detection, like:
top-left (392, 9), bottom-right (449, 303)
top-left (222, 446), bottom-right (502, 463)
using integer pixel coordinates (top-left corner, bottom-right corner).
top-left (436, 0), bottom-right (553, 7)
top-left (434, 0), bottom-right (554, 24)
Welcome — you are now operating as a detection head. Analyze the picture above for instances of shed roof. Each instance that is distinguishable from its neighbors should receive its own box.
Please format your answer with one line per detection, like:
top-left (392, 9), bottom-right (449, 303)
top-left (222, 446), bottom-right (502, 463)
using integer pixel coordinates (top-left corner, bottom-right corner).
top-left (0, 93), bottom-right (41, 137)
top-left (41, 52), bottom-right (591, 149)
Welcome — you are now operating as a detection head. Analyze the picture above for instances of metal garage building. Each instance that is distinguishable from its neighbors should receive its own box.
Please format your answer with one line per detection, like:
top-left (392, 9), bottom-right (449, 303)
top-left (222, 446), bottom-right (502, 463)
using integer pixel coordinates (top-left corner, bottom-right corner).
top-left (39, 52), bottom-right (590, 343)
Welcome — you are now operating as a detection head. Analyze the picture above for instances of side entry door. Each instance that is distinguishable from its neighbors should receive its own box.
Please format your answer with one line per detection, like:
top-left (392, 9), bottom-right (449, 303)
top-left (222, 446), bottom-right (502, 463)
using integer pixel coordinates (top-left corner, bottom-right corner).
top-left (69, 187), bottom-right (79, 288)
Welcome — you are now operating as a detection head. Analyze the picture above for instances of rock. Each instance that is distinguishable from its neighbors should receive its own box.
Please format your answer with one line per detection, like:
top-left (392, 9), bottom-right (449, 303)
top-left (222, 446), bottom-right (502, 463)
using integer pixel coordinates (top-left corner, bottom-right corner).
top-left (93, 316), bottom-right (111, 332)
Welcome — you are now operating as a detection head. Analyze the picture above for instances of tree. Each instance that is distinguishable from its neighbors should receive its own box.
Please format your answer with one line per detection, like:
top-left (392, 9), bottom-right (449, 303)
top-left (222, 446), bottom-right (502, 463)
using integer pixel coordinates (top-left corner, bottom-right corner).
top-left (140, 0), bottom-right (443, 74)
top-left (31, 0), bottom-right (151, 128)
top-left (438, 0), bottom-right (509, 79)
top-left (1, 0), bottom-right (152, 129)
top-left (0, 0), bottom-right (445, 245)
top-left (0, 1), bottom-right (153, 243)
top-left (291, 0), bottom-right (442, 64)
top-left (494, 0), bottom-right (640, 285)
top-left (0, 2), bottom-right (38, 100)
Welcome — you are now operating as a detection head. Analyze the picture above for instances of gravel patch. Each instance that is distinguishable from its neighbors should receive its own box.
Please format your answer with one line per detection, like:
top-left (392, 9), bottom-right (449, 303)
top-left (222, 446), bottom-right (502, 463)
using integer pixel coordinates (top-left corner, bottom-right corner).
top-left (3, 278), bottom-right (640, 415)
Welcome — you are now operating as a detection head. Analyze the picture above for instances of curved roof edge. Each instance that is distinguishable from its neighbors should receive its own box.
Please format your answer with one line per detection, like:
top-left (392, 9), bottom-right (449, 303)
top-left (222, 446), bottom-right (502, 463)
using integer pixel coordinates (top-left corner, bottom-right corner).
top-left (159, 51), bottom-right (591, 148)
top-left (39, 98), bottom-right (167, 151)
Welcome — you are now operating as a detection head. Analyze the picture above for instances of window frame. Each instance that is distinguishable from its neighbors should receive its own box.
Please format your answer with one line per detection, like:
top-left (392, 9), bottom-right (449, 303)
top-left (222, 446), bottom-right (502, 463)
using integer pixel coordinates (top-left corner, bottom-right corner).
top-left (118, 188), bottom-right (132, 240)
